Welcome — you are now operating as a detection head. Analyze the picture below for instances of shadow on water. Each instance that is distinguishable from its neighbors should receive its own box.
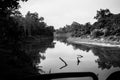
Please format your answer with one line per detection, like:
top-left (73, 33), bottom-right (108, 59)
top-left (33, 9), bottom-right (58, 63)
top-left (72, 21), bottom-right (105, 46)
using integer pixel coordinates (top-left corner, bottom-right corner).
top-left (0, 37), bottom-right (55, 80)
top-left (92, 46), bottom-right (120, 70)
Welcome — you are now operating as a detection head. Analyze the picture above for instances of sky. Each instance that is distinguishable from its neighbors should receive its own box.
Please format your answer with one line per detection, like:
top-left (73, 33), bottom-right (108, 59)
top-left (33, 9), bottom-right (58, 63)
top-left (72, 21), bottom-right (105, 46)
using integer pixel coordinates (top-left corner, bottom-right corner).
top-left (19, 0), bottom-right (120, 29)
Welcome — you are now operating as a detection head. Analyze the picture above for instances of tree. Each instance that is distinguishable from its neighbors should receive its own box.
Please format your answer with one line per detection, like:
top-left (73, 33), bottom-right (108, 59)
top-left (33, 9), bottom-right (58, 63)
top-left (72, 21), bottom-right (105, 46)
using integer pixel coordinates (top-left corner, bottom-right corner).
top-left (94, 9), bottom-right (112, 21)
top-left (0, 0), bottom-right (28, 17)
top-left (91, 29), bottom-right (104, 38)
top-left (39, 17), bottom-right (44, 22)
top-left (83, 22), bottom-right (92, 35)
top-left (0, 0), bottom-right (28, 42)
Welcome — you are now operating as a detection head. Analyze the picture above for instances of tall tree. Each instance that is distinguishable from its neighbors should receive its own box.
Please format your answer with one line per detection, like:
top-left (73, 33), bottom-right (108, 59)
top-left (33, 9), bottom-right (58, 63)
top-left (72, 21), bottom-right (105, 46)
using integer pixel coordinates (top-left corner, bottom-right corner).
top-left (24, 11), bottom-right (47, 36)
top-left (0, 0), bottom-right (28, 17)
top-left (0, 0), bottom-right (28, 42)
top-left (94, 9), bottom-right (112, 21)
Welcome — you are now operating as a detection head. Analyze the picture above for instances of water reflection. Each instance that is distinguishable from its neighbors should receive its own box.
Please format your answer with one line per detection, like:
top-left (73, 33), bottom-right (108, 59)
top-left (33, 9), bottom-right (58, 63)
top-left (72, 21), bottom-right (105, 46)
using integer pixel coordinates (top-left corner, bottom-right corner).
top-left (50, 37), bottom-right (120, 80)
top-left (56, 37), bottom-right (120, 69)
top-left (0, 37), bottom-right (54, 80)
top-left (2, 36), bottom-right (119, 80)
top-left (70, 42), bottom-right (120, 70)
top-left (92, 47), bottom-right (120, 70)
top-left (70, 43), bottom-right (91, 52)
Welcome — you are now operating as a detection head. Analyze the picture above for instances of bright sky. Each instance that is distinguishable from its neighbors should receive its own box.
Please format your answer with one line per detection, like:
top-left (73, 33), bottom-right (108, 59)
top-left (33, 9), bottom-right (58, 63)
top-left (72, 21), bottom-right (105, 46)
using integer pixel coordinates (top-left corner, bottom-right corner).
top-left (19, 0), bottom-right (120, 29)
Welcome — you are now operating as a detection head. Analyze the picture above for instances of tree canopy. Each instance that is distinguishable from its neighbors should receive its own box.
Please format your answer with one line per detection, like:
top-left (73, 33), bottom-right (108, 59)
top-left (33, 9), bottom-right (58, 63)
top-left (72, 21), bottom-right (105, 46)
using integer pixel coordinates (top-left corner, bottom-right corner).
top-left (0, 0), bottom-right (27, 16)
top-left (0, 0), bottom-right (55, 43)
top-left (56, 9), bottom-right (120, 40)
top-left (94, 9), bottom-right (112, 21)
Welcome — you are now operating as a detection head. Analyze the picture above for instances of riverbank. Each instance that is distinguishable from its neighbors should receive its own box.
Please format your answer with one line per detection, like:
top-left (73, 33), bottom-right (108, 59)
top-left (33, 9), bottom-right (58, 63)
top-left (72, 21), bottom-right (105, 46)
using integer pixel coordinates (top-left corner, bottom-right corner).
top-left (67, 37), bottom-right (120, 47)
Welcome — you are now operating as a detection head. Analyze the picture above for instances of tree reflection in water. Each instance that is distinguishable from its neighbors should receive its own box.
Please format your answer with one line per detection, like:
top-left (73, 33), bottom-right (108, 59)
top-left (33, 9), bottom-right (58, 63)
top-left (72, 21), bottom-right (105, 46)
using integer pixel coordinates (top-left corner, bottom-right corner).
top-left (0, 37), bottom-right (54, 80)
top-left (92, 46), bottom-right (120, 70)
top-left (55, 37), bottom-right (120, 70)
top-left (72, 43), bottom-right (120, 70)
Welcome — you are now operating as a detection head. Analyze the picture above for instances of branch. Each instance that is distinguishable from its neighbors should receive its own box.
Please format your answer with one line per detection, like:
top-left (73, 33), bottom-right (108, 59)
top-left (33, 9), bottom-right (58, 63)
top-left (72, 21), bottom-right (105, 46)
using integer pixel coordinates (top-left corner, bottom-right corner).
top-left (59, 57), bottom-right (68, 69)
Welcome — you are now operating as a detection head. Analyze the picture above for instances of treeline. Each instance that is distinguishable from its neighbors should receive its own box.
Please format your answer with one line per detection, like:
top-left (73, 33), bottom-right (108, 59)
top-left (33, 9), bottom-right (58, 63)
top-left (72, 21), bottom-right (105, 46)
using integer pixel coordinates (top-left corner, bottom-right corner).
top-left (13, 11), bottom-right (55, 38)
top-left (0, 0), bottom-right (55, 43)
top-left (56, 9), bottom-right (120, 41)
top-left (0, 0), bottom-right (55, 79)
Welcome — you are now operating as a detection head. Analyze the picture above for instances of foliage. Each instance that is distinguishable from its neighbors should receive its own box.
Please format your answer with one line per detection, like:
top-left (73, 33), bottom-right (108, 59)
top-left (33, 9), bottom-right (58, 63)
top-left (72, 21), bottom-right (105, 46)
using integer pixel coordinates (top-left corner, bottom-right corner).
top-left (23, 11), bottom-right (54, 37)
top-left (0, 0), bottom-right (28, 17)
top-left (56, 21), bottom-right (92, 37)
top-left (56, 9), bottom-right (120, 41)
top-left (94, 9), bottom-right (112, 21)
top-left (91, 29), bottom-right (104, 38)
top-left (0, 0), bottom-right (54, 43)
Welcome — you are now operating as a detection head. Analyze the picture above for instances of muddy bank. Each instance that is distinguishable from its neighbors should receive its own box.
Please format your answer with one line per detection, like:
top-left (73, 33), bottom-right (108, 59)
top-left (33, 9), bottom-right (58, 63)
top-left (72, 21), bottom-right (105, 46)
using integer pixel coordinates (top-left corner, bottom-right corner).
top-left (67, 37), bottom-right (120, 47)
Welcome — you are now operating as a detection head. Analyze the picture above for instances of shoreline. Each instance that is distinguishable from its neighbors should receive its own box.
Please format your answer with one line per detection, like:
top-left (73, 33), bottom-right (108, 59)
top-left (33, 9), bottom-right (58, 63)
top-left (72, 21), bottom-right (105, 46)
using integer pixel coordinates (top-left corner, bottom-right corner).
top-left (67, 37), bottom-right (120, 47)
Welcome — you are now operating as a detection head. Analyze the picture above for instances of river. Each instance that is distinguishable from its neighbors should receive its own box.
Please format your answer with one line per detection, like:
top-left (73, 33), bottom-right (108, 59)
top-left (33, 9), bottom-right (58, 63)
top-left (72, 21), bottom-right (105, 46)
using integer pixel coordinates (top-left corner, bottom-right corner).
top-left (0, 37), bottom-right (120, 80)
top-left (38, 38), bottom-right (120, 80)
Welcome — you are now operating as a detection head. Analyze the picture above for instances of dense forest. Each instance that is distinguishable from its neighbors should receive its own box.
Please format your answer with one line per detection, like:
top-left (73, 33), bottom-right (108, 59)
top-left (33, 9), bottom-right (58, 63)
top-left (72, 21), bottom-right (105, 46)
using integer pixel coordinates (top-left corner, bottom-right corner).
top-left (0, 0), bottom-right (55, 79)
top-left (0, 0), bottom-right (55, 44)
top-left (56, 9), bottom-right (120, 42)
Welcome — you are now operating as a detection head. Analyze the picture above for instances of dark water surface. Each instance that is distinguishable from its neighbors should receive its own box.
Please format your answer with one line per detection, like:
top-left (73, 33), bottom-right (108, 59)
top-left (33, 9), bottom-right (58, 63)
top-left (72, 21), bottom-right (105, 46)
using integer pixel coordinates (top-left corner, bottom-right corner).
top-left (0, 38), bottom-right (54, 80)
top-left (0, 37), bottom-right (120, 80)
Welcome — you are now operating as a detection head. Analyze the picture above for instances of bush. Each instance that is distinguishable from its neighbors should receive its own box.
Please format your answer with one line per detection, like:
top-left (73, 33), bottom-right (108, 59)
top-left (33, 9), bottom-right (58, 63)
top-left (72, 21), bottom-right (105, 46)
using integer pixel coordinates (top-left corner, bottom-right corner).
top-left (91, 29), bottom-right (104, 38)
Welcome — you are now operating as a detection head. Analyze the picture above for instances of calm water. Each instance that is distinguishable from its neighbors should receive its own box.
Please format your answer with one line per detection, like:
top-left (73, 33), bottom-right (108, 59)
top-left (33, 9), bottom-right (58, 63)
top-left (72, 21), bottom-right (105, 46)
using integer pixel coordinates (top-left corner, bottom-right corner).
top-left (39, 39), bottom-right (120, 80)
top-left (1, 37), bottom-right (120, 80)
